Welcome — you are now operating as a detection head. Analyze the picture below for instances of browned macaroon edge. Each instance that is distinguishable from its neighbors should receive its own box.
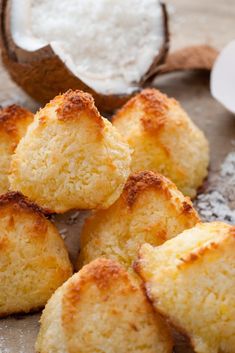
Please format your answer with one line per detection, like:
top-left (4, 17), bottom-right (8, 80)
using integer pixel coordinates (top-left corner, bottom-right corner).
top-left (0, 191), bottom-right (52, 217)
top-left (113, 88), bottom-right (179, 134)
top-left (62, 258), bottom-right (135, 327)
top-left (41, 89), bottom-right (104, 127)
top-left (122, 171), bottom-right (197, 218)
top-left (0, 104), bottom-right (33, 136)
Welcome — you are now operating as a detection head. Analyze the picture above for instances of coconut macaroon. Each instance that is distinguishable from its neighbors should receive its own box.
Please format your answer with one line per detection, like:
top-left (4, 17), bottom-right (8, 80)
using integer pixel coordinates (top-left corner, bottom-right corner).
top-left (36, 258), bottom-right (172, 353)
top-left (135, 222), bottom-right (235, 353)
top-left (77, 171), bottom-right (199, 271)
top-left (113, 88), bottom-right (209, 198)
top-left (10, 90), bottom-right (131, 213)
top-left (0, 104), bottom-right (33, 195)
top-left (0, 192), bottom-right (72, 317)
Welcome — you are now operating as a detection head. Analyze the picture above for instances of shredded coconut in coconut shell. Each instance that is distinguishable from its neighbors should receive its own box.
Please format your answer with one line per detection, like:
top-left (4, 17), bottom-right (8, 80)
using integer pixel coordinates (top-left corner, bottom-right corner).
top-left (11, 0), bottom-right (165, 95)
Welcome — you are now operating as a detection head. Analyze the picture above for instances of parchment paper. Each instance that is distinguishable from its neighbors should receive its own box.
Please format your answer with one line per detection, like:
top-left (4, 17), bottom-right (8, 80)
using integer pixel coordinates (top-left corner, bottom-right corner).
top-left (0, 0), bottom-right (235, 352)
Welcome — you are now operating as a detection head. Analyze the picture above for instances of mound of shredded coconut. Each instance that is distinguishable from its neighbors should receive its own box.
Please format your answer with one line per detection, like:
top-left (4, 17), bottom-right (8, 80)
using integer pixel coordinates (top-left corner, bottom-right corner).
top-left (195, 152), bottom-right (235, 224)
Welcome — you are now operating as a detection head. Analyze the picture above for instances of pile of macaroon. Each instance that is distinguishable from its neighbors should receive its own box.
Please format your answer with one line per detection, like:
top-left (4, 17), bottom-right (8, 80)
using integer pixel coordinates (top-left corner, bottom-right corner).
top-left (0, 88), bottom-right (234, 353)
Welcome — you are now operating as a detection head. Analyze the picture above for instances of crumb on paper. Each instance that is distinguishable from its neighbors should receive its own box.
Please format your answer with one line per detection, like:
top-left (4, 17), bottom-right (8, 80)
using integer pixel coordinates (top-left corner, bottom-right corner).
top-left (59, 228), bottom-right (68, 239)
top-left (66, 211), bottom-right (80, 225)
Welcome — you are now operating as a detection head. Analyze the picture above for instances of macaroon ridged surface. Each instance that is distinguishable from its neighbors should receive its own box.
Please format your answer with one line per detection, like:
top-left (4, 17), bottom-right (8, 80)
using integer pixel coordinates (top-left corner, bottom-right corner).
top-left (0, 105), bottom-right (33, 195)
top-left (77, 171), bottom-right (199, 271)
top-left (0, 192), bottom-right (72, 317)
top-left (10, 90), bottom-right (131, 213)
top-left (36, 258), bottom-right (172, 353)
top-left (135, 222), bottom-right (235, 353)
top-left (113, 88), bottom-right (209, 198)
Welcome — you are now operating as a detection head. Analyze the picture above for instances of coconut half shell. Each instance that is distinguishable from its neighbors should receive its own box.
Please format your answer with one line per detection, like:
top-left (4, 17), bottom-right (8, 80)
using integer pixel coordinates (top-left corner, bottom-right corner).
top-left (0, 0), bottom-right (169, 113)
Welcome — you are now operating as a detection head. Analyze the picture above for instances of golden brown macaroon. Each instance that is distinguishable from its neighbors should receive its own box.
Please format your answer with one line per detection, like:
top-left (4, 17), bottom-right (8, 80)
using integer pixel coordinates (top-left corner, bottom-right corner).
top-left (0, 192), bottom-right (72, 317)
top-left (0, 105), bottom-right (33, 195)
top-left (77, 171), bottom-right (200, 271)
top-left (36, 258), bottom-right (172, 353)
top-left (135, 222), bottom-right (235, 353)
top-left (113, 88), bottom-right (209, 198)
top-left (10, 90), bottom-right (131, 213)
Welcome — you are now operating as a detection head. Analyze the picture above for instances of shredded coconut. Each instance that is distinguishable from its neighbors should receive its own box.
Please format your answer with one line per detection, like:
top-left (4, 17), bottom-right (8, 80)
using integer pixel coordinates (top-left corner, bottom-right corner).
top-left (66, 211), bottom-right (80, 225)
top-left (59, 228), bottom-right (68, 240)
top-left (195, 152), bottom-right (235, 224)
top-left (11, 0), bottom-right (164, 95)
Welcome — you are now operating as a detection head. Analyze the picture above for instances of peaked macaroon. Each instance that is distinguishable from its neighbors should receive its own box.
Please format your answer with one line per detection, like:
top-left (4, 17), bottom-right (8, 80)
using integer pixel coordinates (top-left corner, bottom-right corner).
top-left (135, 222), bottom-right (235, 353)
top-left (9, 90), bottom-right (131, 213)
top-left (0, 104), bottom-right (33, 195)
top-left (113, 88), bottom-right (209, 198)
top-left (36, 258), bottom-right (172, 353)
top-left (0, 192), bottom-right (72, 317)
top-left (77, 171), bottom-right (200, 271)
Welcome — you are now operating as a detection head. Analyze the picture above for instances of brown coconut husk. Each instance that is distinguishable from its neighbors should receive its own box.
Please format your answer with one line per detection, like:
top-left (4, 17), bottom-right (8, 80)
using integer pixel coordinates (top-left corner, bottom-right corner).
top-left (157, 45), bottom-right (219, 74)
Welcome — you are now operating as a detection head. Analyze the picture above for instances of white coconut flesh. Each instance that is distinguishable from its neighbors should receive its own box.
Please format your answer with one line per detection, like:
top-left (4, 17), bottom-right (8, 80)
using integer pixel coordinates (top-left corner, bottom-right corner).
top-left (11, 0), bottom-right (165, 95)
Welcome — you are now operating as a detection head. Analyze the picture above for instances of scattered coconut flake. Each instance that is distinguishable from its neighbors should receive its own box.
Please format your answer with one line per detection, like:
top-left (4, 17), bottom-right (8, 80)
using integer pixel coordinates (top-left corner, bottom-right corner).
top-left (59, 228), bottom-right (68, 239)
top-left (0, 325), bottom-right (10, 353)
top-left (221, 152), bottom-right (235, 177)
top-left (196, 191), bottom-right (235, 223)
top-left (0, 315), bottom-right (39, 353)
top-left (211, 40), bottom-right (235, 114)
top-left (220, 152), bottom-right (235, 205)
top-left (195, 152), bottom-right (235, 223)
top-left (66, 211), bottom-right (80, 225)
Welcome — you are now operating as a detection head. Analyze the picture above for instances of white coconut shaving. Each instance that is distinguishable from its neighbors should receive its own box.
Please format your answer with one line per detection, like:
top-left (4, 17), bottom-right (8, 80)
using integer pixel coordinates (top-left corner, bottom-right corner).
top-left (195, 152), bottom-right (235, 224)
top-left (11, 0), bottom-right (165, 95)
